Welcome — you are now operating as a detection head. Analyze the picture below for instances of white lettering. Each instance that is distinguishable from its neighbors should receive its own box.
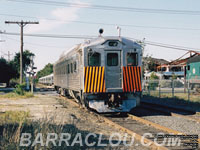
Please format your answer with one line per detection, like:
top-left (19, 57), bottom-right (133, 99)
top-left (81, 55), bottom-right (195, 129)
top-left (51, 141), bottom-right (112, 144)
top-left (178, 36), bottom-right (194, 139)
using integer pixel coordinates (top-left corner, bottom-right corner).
top-left (141, 133), bottom-right (152, 147)
top-left (46, 133), bottom-right (58, 146)
top-left (32, 133), bottom-right (44, 146)
top-left (85, 133), bottom-right (97, 146)
top-left (58, 133), bottom-right (71, 146)
top-left (97, 133), bottom-right (107, 146)
top-left (109, 133), bottom-right (122, 146)
top-left (71, 133), bottom-right (83, 146)
top-left (123, 133), bottom-right (135, 146)
top-left (20, 133), bottom-right (32, 146)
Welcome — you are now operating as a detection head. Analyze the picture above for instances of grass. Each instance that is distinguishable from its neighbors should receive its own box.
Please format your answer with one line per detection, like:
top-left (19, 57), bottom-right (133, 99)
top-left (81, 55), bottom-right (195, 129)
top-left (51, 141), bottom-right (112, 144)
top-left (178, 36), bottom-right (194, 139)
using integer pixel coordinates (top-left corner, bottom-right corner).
top-left (143, 92), bottom-right (200, 112)
top-left (0, 92), bottom-right (34, 100)
top-left (0, 111), bottom-right (102, 150)
top-left (143, 91), bottom-right (200, 103)
top-left (0, 111), bottom-right (30, 125)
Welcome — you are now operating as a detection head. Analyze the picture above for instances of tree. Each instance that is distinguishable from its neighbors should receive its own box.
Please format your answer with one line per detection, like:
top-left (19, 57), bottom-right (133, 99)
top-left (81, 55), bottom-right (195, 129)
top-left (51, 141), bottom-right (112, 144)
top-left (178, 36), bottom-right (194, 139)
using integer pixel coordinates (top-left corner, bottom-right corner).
top-left (150, 72), bottom-right (159, 80)
top-left (143, 55), bottom-right (158, 72)
top-left (0, 58), bottom-right (17, 86)
top-left (36, 63), bottom-right (53, 82)
top-left (10, 50), bottom-right (35, 77)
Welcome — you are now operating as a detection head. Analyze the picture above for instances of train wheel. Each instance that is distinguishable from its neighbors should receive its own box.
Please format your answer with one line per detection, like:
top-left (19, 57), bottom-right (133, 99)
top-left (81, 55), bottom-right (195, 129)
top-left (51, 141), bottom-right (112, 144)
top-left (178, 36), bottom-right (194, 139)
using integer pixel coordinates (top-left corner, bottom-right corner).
top-left (81, 96), bottom-right (88, 109)
top-left (58, 87), bottom-right (61, 94)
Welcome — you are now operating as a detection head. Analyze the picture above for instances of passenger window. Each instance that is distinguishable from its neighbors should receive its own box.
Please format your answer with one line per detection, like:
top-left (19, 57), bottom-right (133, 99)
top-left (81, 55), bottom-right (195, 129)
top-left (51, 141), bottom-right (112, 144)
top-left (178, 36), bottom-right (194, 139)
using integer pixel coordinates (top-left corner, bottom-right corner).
top-left (74, 62), bottom-right (77, 72)
top-left (67, 64), bottom-right (70, 74)
top-left (71, 63), bottom-right (73, 73)
top-left (127, 53), bottom-right (138, 66)
top-left (107, 53), bottom-right (118, 66)
top-left (88, 52), bottom-right (101, 66)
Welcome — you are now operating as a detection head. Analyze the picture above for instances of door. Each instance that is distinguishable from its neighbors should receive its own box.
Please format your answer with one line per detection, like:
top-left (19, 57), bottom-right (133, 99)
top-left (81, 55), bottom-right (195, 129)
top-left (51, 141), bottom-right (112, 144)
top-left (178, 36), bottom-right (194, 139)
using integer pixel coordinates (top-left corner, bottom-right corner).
top-left (105, 50), bottom-right (122, 89)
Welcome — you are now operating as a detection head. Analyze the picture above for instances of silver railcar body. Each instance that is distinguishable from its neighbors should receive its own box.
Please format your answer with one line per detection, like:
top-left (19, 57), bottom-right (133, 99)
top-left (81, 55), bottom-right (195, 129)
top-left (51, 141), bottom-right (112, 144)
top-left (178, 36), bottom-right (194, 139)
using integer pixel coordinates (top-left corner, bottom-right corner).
top-left (54, 36), bottom-right (142, 113)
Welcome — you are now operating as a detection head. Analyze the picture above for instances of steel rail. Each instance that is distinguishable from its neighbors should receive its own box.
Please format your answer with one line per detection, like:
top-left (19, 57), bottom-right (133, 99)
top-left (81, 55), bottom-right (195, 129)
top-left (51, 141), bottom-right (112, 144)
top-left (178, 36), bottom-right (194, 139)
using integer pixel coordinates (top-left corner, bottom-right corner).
top-left (59, 96), bottom-right (168, 150)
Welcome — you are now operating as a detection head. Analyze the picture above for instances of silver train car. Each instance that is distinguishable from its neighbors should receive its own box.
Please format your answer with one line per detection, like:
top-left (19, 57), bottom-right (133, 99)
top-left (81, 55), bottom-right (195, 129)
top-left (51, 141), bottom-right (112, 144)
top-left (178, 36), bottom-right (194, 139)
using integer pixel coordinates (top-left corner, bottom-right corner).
top-left (39, 74), bottom-right (54, 85)
top-left (54, 36), bottom-right (142, 113)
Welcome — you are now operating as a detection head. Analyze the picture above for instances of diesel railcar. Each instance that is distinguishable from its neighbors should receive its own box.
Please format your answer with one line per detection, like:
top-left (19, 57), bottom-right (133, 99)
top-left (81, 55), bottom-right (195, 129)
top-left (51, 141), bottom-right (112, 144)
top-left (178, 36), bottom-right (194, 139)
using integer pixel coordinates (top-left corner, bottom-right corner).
top-left (39, 74), bottom-right (54, 85)
top-left (54, 36), bottom-right (142, 113)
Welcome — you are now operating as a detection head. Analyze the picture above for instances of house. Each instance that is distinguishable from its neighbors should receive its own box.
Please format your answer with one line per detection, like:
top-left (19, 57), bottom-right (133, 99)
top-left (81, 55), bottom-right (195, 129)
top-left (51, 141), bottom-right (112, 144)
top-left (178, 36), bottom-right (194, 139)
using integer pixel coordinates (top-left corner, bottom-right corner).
top-left (156, 51), bottom-right (200, 79)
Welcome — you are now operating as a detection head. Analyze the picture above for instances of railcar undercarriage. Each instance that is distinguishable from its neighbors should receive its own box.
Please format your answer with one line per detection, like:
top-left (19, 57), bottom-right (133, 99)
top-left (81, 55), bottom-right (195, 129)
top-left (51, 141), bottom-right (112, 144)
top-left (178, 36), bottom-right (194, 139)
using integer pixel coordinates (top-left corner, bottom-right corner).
top-left (55, 86), bottom-right (141, 113)
top-left (83, 92), bottom-right (141, 113)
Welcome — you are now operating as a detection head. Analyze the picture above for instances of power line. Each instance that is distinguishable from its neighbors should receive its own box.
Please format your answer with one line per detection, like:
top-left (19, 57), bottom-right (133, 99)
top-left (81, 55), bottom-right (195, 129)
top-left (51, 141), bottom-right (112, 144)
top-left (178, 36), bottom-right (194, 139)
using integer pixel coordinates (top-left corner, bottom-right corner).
top-left (0, 31), bottom-right (94, 39)
top-left (0, 13), bottom-right (200, 31)
top-left (1, 31), bottom-right (200, 52)
top-left (5, 36), bottom-right (67, 48)
top-left (130, 37), bottom-right (200, 51)
top-left (6, 0), bottom-right (200, 15)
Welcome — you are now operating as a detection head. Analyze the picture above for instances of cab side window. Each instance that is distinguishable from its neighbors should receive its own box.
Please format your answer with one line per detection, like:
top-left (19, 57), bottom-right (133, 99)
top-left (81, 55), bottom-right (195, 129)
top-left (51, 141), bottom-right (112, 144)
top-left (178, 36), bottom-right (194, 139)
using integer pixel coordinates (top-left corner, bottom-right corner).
top-left (127, 53), bottom-right (138, 66)
top-left (88, 52), bottom-right (101, 66)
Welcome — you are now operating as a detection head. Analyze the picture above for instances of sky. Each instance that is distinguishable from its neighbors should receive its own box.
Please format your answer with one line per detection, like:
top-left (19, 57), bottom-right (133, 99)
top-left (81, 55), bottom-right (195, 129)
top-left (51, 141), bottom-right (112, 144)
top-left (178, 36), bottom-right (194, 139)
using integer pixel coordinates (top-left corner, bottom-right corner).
top-left (0, 0), bottom-right (200, 71)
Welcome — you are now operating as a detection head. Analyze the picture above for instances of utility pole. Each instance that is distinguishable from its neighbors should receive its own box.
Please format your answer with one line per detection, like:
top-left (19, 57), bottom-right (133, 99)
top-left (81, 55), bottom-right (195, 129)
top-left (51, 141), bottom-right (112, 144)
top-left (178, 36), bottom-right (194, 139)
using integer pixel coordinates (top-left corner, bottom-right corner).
top-left (3, 51), bottom-right (13, 62)
top-left (5, 20), bottom-right (39, 84)
top-left (0, 40), bottom-right (5, 58)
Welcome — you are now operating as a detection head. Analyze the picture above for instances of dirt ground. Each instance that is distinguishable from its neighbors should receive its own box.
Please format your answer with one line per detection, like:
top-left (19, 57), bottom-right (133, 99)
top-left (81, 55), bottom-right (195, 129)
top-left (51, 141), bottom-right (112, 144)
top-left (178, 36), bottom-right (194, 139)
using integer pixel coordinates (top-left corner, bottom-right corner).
top-left (0, 91), bottom-right (150, 150)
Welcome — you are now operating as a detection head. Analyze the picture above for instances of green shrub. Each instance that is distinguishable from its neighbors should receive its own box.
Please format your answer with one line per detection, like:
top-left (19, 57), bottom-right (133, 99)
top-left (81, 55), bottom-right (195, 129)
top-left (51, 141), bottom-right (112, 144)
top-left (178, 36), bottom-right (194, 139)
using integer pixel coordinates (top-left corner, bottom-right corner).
top-left (149, 72), bottom-right (159, 90)
top-left (160, 80), bottom-right (171, 88)
top-left (174, 80), bottom-right (184, 88)
top-left (172, 74), bottom-right (177, 80)
top-left (14, 84), bottom-right (26, 95)
top-left (9, 78), bottom-right (19, 88)
top-left (150, 72), bottom-right (159, 80)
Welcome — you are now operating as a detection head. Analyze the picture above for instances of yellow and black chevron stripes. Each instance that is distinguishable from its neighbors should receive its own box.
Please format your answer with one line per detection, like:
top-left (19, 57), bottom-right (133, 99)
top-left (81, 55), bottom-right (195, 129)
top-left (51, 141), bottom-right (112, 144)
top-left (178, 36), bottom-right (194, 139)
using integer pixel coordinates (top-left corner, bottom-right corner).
top-left (84, 66), bottom-right (106, 93)
top-left (123, 66), bottom-right (142, 92)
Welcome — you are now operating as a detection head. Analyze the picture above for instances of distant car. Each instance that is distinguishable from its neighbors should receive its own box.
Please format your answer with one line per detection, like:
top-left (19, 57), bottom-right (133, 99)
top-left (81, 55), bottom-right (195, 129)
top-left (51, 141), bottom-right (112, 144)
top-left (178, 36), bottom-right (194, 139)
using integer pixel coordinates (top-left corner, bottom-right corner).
top-left (0, 83), bottom-right (7, 88)
top-left (39, 74), bottom-right (54, 86)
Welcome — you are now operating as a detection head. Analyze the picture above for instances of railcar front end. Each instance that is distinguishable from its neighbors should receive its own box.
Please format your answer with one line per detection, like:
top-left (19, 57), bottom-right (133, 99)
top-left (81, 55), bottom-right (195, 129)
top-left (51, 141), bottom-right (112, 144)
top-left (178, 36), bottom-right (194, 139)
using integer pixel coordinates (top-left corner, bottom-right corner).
top-left (82, 37), bottom-right (142, 113)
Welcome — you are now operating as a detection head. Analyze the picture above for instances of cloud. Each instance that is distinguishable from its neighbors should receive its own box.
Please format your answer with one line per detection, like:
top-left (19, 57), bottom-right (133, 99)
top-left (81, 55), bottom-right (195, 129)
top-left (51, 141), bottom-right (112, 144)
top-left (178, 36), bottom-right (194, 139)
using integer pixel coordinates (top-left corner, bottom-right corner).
top-left (25, 0), bottom-right (90, 33)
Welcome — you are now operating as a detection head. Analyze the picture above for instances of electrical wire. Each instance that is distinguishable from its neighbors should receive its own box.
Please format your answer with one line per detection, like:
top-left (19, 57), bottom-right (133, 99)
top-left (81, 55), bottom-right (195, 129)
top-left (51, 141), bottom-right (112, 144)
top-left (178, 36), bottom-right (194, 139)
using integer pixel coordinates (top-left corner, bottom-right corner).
top-left (1, 31), bottom-right (200, 52)
top-left (1, 13), bottom-right (200, 31)
top-left (5, 36), bottom-right (67, 48)
top-left (6, 0), bottom-right (200, 15)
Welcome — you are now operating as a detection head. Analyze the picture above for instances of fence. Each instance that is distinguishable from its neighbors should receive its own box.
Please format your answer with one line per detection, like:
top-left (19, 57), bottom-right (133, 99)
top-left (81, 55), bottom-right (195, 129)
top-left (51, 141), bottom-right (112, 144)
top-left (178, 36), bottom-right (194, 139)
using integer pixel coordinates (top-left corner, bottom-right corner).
top-left (142, 79), bottom-right (200, 101)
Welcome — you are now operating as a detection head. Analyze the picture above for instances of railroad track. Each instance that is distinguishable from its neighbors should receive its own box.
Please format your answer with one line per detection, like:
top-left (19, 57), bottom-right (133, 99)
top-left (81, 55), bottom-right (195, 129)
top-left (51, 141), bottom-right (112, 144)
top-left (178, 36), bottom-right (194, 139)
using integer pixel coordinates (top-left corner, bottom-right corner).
top-left (59, 96), bottom-right (200, 150)
top-left (141, 101), bottom-right (200, 123)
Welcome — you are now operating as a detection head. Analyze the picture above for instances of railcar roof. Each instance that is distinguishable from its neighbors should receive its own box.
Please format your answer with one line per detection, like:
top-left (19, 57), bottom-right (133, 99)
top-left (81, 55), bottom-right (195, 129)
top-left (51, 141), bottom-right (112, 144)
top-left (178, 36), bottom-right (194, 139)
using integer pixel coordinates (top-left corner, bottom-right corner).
top-left (39, 73), bottom-right (53, 80)
top-left (56, 36), bottom-right (141, 63)
top-left (84, 36), bottom-right (140, 47)
top-left (187, 55), bottom-right (200, 64)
